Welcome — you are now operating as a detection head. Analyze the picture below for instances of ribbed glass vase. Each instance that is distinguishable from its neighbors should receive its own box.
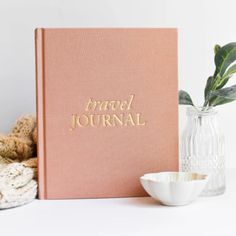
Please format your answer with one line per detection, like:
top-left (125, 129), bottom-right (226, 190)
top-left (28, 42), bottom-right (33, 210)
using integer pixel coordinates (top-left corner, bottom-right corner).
top-left (180, 107), bottom-right (225, 196)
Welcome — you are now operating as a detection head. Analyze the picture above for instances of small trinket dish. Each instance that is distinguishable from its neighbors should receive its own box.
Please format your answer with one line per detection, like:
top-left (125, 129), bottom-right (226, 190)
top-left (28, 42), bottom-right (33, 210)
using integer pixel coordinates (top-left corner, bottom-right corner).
top-left (140, 172), bottom-right (208, 206)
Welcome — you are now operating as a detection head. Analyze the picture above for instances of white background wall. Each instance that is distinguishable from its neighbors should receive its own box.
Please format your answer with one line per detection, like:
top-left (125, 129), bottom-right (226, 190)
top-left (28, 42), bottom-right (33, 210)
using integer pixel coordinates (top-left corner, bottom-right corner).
top-left (1, 0), bottom-right (236, 167)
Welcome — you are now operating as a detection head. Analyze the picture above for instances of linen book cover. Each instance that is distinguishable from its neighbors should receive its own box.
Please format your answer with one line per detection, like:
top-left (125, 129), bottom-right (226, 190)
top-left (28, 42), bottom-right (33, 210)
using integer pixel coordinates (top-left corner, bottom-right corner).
top-left (35, 28), bottom-right (179, 199)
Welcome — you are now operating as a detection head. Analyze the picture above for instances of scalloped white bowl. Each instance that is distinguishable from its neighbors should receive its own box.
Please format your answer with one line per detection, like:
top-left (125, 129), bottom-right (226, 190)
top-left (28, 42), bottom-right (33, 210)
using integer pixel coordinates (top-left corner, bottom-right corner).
top-left (140, 172), bottom-right (208, 206)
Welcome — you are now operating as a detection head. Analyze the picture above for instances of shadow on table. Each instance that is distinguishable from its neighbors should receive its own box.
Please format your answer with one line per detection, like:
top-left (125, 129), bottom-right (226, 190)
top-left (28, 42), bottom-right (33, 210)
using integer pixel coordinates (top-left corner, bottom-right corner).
top-left (124, 197), bottom-right (165, 208)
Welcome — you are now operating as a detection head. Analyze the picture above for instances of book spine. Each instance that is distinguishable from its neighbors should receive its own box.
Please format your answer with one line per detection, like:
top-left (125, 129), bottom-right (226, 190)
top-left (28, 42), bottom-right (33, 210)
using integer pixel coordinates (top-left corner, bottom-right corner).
top-left (35, 28), bottom-right (47, 199)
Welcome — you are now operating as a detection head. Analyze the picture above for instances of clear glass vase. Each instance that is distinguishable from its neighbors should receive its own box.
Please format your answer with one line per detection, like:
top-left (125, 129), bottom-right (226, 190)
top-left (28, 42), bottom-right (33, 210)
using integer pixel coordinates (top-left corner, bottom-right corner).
top-left (180, 106), bottom-right (225, 196)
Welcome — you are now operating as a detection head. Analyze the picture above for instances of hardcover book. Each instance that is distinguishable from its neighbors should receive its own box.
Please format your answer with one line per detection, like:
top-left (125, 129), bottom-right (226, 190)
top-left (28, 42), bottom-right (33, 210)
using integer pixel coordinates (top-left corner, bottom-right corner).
top-left (35, 28), bottom-right (179, 199)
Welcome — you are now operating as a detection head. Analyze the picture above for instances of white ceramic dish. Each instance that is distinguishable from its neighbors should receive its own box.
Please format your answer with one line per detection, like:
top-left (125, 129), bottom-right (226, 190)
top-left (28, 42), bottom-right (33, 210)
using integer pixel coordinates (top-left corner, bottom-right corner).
top-left (140, 172), bottom-right (208, 206)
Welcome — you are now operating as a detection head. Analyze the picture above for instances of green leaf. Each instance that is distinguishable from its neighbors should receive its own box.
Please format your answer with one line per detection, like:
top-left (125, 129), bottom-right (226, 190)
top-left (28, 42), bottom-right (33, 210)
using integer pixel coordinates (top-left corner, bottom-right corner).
top-left (214, 42), bottom-right (236, 77)
top-left (210, 96), bottom-right (234, 106)
top-left (179, 90), bottom-right (194, 106)
top-left (204, 76), bottom-right (214, 101)
top-left (215, 76), bottom-right (230, 90)
top-left (214, 44), bottom-right (221, 54)
top-left (214, 74), bottom-right (230, 90)
top-left (224, 63), bottom-right (236, 77)
top-left (213, 63), bottom-right (236, 90)
top-left (209, 84), bottom-right (236, 106)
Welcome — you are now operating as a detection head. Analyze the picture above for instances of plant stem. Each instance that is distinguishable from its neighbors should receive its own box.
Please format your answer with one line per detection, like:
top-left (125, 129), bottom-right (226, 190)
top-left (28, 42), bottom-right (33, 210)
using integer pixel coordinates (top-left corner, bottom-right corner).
top-left (203, 100), bottom-right (208, 108)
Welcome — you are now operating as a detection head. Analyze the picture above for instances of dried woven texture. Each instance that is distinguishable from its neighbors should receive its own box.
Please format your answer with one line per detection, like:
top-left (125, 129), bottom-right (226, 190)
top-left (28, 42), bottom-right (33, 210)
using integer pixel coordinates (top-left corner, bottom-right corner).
top-left (0, 115), bottom-right (38, 209)
top-left (32, 127), bottom-right (37, 144)
top-left (0, 115), bottom-right (37, 162)
top-left (0, 155), bottom-right (14, 165)
top-left (0, 180), bottom-right (37, 209)
top-left (11, 115), bottom-right (36, 140)
top-left (0, 163), bottom-right (37, 209)
top-left (0, 136), bottom-right (33, 161)
top-left (0, 163), bottom-right (34, 189)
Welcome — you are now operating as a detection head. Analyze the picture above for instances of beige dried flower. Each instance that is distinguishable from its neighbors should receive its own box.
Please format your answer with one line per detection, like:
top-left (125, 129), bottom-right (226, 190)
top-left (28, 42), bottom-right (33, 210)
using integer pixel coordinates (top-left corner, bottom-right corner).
top-left (0, 136), bottom-right (33, 161)
top-left (11, 115), bottom-right (36, 141)
top-left (32, 127), bottom-right (37, 144)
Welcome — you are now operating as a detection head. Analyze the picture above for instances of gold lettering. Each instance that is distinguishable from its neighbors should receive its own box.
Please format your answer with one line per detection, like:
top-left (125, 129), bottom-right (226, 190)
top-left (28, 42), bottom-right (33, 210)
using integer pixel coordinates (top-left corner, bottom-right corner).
top-left (109, 101), bottom-right (120, 110)
top-left (89, 114), bottom-right (95, 127)
top-left (71, 94), bottom-right (147, 129)
top-left (70, 114), bottom-right (77, 131)
top-left (136, 113), bottom-right (146, 126)
top-left (77, 115), bottom-right (89, 127)
top-left (112, 114), bottom-right (124, 126)
top-left (127, 94), bottom-right (134, 110)
top-left (124, 113), bottom-right (135, 126)
top-left (85, 98), bottom-right (97, 111)
top-left (120, 101), bottom-right (127, 110)
top-left (99, 101), bottom-right (109, 111)
top-left (70, 114), bottom-right (89, 130)
top-left (102, 114), bottom-right (112, 127)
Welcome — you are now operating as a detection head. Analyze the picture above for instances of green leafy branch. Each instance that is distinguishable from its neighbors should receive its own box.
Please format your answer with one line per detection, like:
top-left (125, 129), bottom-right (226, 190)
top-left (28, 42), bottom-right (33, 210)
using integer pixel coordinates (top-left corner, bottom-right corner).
top-left (179, 42), bottom-right (236, 108)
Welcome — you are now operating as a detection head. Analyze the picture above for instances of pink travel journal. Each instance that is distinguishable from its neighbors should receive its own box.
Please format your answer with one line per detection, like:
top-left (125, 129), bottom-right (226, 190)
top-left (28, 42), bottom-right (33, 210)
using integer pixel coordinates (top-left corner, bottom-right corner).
top-left (35, 28), bottom-right (179, 199)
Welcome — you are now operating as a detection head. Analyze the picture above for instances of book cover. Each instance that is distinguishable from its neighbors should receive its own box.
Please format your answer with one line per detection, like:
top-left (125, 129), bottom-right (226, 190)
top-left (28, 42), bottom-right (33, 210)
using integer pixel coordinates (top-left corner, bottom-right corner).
top-left (35, 28), bottom-right (179, 199)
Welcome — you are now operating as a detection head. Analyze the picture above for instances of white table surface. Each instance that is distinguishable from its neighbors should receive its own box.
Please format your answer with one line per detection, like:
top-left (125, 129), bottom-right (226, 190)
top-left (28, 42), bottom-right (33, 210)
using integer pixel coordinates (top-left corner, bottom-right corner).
top-left (0, 169), bottom-right (235, 236)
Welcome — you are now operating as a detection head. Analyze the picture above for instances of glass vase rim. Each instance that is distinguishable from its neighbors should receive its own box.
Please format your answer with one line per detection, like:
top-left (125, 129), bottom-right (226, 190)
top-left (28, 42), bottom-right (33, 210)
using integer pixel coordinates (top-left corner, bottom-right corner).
top-left (186, 106), bottom-right (217, 116)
